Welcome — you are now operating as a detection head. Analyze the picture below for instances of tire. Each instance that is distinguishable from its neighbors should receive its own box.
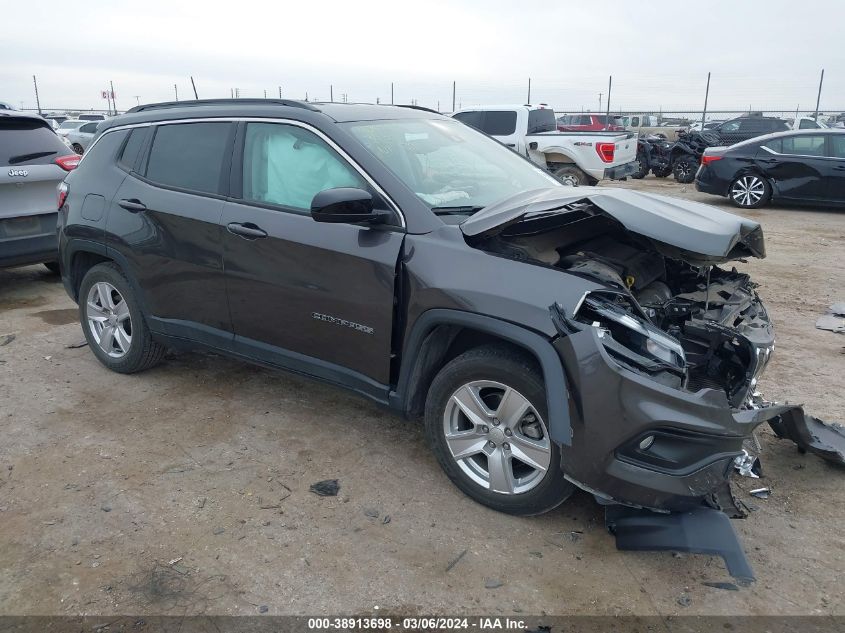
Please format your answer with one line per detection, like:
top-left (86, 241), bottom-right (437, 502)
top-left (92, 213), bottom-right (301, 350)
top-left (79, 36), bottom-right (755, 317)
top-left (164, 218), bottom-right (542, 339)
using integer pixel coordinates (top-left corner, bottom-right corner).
top-left (672, 154), bottom-right (699, 183)
top-left (631, 155), bottom-right (649, 179)
top-left (424, 345), bottom-right (575, 516)
top-left (78, 262), bottom-right (165, 374)
top-left (72, 143), bottom-right (84, 155)
top-left (43, 261), bottom-right (61, 274)
top-left (729, 174), bottom-right (771, 209)
top-left (552, 165), bottom-right (589, 187)
top-left (652, 165), bottom-right (672, 178)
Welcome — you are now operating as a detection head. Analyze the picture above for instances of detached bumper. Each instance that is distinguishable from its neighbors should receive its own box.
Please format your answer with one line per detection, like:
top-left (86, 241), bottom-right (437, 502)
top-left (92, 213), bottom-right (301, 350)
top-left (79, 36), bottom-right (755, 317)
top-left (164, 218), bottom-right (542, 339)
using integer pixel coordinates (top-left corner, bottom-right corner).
top-left (554, 328), bottom-right (778, 511)
top-left (604, 160), bottom-right (639, 181)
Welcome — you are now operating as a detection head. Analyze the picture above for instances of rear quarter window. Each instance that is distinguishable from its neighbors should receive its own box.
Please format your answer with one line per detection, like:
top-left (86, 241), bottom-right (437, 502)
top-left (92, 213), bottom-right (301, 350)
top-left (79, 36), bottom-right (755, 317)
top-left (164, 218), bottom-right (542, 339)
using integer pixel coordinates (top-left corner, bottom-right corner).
top-left (0, 118), bottom-right (69, 166)
top-left (453, 111), bottom-right (484, 131)
top-left (117, 127), bottom-right (149, 172)
top-left (527, 109), bottom-right (556, 134)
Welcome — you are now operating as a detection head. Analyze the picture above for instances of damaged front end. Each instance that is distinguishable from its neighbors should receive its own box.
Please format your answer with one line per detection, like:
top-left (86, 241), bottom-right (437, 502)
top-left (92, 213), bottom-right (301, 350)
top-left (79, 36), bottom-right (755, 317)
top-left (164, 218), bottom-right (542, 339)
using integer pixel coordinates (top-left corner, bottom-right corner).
top-left (462, 187), bottom-right (844, 580)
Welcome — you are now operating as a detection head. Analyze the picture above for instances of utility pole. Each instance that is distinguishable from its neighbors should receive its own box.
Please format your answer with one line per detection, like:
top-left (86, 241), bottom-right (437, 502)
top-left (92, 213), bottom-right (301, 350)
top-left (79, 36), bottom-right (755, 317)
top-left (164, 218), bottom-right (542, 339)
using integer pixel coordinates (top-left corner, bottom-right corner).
top-left (391, 82), bottom-right (394, 105)
top-left (110, 80), bottom-right (117, 113)
top-left (191, 76), bottom-right (199, 100)
top-left (814, 68), bottom-right (824, 121)
top-left (527, 78), bottom-right (531, 104)
top-left (134, 96), bottom-right (140, 106)
top-left (330, 85), bottom-right (333, 102)
top-left (605, 76), bottom-right (612, 129)
top-left (235, 87), bottom-right (240, 98)
top-left (278, 86), bottom-right (282, 98)
top-left (452, 81), bottom-right (456, 112)
top-left (598, 92), bottom-right (603, 112)
top-left (264, 89), bottom-right (267, 98)
top-left (701, 72), bottom-right (711, 129)
top-left (231, 88), bottom-right (234, 98)
top-left (32, 75), bottom-right (42, 114)
top-left (174, 84), bottom-right (179, 101)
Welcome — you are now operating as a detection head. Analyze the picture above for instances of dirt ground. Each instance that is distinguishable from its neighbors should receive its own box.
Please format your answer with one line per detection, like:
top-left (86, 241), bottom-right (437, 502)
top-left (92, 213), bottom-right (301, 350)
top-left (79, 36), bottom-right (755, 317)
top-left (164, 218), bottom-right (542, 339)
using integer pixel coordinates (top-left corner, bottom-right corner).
top-left (0, 176), bottom-right (843, 618)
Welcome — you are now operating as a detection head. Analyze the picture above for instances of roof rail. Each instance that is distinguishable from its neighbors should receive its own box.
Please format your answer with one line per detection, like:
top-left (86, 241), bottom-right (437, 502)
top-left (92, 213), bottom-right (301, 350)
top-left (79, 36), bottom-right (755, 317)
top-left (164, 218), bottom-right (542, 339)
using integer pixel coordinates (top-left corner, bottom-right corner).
top-left (126, 98), bottom-right (320, 114)
top-left (393, 104), bottom-right (442, 115)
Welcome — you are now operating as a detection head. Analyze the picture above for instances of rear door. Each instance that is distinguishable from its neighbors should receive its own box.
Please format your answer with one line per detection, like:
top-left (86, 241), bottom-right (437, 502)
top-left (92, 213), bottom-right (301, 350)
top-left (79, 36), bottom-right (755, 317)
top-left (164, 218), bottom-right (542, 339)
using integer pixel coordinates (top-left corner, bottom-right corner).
top-left (106, 121), bottom-right (235, 340)
top-left (221, 120), bottom-right (404, 391)
top-left (757, 134), bottom-right (829, 200)
top-left (826, 134), bottom-right (845, 202)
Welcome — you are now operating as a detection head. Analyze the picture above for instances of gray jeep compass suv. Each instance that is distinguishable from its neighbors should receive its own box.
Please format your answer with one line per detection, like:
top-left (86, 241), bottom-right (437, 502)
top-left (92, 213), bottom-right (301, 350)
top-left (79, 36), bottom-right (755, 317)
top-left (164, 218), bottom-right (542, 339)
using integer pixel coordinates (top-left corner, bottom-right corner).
top-left (57, 99), bottom-right (836, 579)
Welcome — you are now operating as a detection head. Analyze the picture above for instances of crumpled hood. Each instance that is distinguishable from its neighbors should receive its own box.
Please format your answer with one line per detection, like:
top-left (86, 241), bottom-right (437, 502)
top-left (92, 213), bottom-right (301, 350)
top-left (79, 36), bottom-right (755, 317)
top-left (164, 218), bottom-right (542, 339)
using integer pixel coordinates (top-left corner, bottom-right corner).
top-left (460, 187), bottom-right (766, 265)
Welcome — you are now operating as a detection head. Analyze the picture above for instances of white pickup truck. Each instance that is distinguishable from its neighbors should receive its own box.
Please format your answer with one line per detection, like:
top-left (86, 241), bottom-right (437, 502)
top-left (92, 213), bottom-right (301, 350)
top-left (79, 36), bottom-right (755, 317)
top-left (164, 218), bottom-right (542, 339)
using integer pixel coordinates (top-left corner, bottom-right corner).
top-left (452, 105), bottom-right (638, 186)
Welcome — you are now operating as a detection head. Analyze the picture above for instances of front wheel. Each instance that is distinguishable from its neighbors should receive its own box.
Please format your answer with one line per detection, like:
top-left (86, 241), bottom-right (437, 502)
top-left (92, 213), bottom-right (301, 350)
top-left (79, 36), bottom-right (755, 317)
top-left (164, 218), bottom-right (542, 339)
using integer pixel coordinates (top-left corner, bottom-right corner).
top-left (78, 262), bottom-right (165, 373)
top-left (729, 174), bottom-right (771, 209)
top-left (673, 154), bottom-right (699, 183)
top-left (424, 345), bottom-right (575, 516)
top-left (631, 154), bottom-right (649, 179)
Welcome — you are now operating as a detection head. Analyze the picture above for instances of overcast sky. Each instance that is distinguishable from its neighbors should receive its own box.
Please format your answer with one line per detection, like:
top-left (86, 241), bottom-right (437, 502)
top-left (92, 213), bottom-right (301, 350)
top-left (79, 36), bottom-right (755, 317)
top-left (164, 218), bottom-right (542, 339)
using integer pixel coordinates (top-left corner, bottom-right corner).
top-left (2, 0), bottom-right (843, 115)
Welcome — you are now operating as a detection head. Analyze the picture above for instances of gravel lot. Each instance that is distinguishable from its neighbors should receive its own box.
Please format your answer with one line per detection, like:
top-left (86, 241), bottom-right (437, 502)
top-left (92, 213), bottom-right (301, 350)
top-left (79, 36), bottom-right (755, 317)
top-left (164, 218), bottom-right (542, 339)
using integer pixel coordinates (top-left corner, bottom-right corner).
top-left (0, 176), bottom-right (843, 617)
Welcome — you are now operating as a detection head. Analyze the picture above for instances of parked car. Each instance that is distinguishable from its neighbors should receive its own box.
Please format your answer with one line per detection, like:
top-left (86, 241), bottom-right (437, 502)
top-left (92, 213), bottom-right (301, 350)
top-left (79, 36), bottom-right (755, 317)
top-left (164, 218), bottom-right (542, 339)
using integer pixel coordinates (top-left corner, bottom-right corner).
top-left (556, 113), bottom-right (624, 132)
top-left (1, 111), bottom-right (80, 270)
top-left (78, 113), bottom-right (107, 121)
top-left (64, 120), bottom-right (100, 154)
top-left (452, 105), bottom-right (637, 185)
top-left (786, 116), bottom-right (828, 130)
top-left (0, 101), bottom-right (16, 111)
top-left (613, 114), bottom-right (687, 140)
top-left (695, 129), bottom-right (845, 208)
top-left (56, 119), bottom-right (87, 139)
top-left (707, 116), bottom-right (790, 145)
top-left (56, 100), bottom-right (838, 579)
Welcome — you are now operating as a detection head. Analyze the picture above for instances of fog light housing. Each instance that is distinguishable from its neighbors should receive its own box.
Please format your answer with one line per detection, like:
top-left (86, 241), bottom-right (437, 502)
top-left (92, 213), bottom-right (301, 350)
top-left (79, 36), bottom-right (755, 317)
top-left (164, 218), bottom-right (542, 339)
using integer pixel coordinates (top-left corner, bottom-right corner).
top-left (639, 435), bottom-right (655, 451)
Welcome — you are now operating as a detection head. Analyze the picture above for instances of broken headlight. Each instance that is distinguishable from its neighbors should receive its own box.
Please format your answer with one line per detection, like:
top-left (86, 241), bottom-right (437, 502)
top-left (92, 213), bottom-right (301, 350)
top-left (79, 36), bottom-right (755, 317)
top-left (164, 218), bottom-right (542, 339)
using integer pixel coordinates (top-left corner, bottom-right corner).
top-left (577, 292), bottom-right (686, 376)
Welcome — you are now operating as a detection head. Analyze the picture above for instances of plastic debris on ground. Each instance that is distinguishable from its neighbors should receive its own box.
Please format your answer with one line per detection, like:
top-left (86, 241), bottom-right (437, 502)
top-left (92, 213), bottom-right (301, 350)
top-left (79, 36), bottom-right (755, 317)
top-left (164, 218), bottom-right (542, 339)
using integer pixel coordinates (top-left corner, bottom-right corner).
top-left (309, 479), bottom-right (340, 497)
top-left (749, 488), bottom-right (770, 499)
top-left (734, 450), bottom-right (762, 478)
top-left (816, 303), bottom-right (845, 333)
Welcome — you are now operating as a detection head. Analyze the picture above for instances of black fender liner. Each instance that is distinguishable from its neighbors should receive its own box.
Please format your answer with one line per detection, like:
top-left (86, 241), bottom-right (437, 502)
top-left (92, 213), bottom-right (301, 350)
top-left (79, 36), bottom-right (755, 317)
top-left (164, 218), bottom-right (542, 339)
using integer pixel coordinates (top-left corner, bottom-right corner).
top-left (391, 309), bottom-right (572, 446)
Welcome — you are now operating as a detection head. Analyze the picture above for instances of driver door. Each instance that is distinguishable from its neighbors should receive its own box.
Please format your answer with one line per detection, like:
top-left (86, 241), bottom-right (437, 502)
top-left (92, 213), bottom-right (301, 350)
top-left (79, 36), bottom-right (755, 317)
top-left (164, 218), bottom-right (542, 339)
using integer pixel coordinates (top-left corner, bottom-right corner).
top-left (221, 121), bottom-right (404, 390)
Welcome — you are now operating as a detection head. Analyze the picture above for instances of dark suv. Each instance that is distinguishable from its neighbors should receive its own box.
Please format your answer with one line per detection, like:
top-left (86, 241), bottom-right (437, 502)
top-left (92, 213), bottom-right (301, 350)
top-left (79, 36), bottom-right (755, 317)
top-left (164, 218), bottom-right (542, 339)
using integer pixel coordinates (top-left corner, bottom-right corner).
top-left (708, 116), bottom-right (790, 145)
top-left (58, 100), bottom-right (825, 567)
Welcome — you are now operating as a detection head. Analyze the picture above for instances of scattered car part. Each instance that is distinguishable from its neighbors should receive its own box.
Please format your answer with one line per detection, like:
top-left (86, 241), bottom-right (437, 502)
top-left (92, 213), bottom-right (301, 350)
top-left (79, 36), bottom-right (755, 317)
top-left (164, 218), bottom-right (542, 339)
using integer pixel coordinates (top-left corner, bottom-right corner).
top-left (734, 450), bottom-right (762, 478)
top-left (768, 407), bottom-right (845, 465)
top-left (605, 504), bottom-right (755, 583)
top-left (749, 487), bottom-right (770, 499)
top-left (309, 479), bottom-right (340, 497)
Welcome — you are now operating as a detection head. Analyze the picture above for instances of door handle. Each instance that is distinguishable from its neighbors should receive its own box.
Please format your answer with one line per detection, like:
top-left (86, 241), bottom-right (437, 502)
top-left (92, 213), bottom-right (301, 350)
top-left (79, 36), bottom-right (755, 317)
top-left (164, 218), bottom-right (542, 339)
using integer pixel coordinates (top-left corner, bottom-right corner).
top-left (118, 198), bottom-right (147, 213)
top-left (226, 222), bottom-right (268, 239)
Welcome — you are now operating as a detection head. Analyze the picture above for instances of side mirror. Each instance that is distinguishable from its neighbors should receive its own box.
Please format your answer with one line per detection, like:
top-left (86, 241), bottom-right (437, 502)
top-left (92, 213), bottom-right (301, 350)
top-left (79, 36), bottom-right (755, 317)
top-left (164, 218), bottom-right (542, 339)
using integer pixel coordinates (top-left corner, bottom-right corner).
top-left (310, 188), bottom-right (388, 225)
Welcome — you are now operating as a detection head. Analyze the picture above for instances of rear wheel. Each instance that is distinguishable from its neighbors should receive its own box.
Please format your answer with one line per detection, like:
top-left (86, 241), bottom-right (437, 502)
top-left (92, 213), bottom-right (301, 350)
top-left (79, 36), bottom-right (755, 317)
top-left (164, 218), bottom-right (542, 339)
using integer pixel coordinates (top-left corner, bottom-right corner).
top-left (652, 164), bottom-right (672, 178)
top-left (552, 165), bottom-right (589, 187)
top-left (78, 263), bottom-right (165, 373)
top-left (729, 174), bottom-right (771, 209)
top-left (72, 143), bottom-right (84, 155)
top-left (673, 154), bottom-right (699, 183)
top-left (424, 345), bottom-right (574, 516)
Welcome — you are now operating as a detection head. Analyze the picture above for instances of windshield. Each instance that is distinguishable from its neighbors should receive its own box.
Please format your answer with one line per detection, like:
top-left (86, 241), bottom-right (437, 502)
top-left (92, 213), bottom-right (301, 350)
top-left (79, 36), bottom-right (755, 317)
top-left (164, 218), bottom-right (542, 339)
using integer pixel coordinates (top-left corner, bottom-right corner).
top-left (343, 118), bottom-right (559, 215)
top-left (59, 120), bottom-right (85, 130)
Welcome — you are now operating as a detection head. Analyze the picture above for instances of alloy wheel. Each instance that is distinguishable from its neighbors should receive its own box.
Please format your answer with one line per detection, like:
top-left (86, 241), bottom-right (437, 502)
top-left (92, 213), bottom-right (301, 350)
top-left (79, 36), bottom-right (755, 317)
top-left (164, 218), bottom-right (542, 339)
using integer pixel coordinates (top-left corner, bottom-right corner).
top-left (442, 380), bottom-right (551, 495)
top-left (731, 176), bottom-right (766, 207)
top-left (86, 281), bottom-right (132, 358)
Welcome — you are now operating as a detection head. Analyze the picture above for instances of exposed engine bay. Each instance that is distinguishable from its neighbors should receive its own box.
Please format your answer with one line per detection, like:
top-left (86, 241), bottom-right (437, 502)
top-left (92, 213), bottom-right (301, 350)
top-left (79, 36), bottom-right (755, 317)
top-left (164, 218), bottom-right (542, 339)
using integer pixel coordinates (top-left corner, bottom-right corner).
top-left (470, 200), bottom-right (774, 407)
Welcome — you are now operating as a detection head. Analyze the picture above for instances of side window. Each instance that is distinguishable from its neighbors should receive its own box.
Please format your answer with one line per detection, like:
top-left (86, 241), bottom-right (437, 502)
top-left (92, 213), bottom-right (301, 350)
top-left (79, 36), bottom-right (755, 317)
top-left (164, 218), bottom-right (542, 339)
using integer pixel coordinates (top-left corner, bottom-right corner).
top-left (242, 122), bottom-right (367, 212)
top-left (762, 138), bottom-right (782, 153)
top-left (481, 111), bottom-right (517, 136)
top-left (144, 122), bottom-right (233, 195)
top-left (781, 135), bottom-right (826, 156)
top-left (798, 119), bottom-right (819, 129)
top-left (80, 122), bottom-right (99, 134)
top-left (721, 120), bottom-right (741, 132)
top-left (830, 135), bottom-right (845, 159)
top-left (739, 119), bottom-right (766, 133)
top-left (118, 127), bottom-right (148, 172)
top-left (631, 116), bottom-right (640, 127)
top-left (452, 111), bottom-right (483, 131)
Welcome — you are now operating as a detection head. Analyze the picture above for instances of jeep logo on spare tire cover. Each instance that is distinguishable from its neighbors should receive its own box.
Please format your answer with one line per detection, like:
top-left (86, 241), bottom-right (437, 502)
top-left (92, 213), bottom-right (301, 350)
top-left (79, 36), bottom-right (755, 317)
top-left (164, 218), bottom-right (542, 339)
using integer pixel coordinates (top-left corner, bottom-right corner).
top-left (8, 169), bottom-right (29, 177)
